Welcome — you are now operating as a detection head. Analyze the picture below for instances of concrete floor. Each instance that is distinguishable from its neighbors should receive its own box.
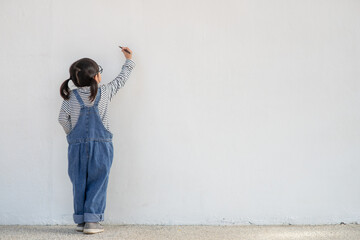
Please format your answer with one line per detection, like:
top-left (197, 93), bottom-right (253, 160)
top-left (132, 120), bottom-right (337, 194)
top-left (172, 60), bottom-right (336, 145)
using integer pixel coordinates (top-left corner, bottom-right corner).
top-left (0, 224), bottom-right (359, 240)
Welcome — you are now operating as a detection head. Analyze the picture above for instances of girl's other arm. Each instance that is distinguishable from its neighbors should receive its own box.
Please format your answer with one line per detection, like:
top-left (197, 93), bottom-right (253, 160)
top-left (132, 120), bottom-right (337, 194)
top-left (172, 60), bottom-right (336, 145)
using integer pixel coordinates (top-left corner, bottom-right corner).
top-left (106, 58), bottom-right (136, 102)
top-left (58, 100), bottom-right (71, 134)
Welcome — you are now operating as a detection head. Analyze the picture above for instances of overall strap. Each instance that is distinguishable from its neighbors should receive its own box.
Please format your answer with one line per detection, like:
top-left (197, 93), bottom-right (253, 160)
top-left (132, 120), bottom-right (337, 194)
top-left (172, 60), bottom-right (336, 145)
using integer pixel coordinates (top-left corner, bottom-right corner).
top-left (94, 87), bottom-right (101, 106)
top-left (73, 89), bottom-right (85, 108)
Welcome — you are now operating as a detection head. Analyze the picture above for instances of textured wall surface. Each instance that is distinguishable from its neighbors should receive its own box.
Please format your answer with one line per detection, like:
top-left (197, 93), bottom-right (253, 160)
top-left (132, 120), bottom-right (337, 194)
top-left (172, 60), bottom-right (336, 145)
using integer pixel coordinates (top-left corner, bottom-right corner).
top-left (0, 0), bottom-right (359, 225)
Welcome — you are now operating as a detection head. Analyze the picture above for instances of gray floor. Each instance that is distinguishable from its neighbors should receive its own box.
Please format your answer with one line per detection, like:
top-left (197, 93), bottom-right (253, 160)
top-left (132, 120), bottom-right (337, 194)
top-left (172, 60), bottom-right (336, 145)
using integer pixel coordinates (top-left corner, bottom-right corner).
top-left (1, 224), bottom-right (360, 240)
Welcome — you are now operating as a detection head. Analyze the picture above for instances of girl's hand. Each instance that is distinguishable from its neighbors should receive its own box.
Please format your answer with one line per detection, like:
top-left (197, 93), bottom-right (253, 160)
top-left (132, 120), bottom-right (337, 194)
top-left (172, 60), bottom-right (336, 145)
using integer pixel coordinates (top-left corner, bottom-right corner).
top-left (121, 47), bottom-right (132, 60)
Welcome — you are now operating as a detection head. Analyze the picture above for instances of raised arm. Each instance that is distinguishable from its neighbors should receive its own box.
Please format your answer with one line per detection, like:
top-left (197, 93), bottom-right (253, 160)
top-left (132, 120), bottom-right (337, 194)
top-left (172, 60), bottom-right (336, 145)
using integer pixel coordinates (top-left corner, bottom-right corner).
top-left (105, 58), bottom-right (136, 102)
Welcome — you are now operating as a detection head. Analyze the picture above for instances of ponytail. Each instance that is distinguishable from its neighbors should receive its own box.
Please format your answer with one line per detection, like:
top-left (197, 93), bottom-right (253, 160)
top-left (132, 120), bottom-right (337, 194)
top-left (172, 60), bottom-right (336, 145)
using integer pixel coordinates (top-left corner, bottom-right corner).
top-left (89, 77), bottom-right (98, 102)
top-left (60, 78), bottom-right (72, 100)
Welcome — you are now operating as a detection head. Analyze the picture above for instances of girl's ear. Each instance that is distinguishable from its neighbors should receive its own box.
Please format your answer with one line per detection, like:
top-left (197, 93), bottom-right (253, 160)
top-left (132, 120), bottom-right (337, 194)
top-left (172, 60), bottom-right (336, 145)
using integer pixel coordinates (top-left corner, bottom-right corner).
top-left (94, 73), bottom-right (100, 83)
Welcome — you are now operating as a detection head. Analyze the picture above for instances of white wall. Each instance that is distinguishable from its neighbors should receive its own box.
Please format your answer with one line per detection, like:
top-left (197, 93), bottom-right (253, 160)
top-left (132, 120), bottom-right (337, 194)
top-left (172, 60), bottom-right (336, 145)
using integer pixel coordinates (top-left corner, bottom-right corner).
top-left (0, 0), bottom-right (359, 225)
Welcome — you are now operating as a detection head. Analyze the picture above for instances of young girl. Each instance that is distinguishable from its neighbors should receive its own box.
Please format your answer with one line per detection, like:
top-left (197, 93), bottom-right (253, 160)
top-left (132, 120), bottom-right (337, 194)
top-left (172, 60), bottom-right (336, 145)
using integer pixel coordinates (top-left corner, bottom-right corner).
top-left (58, 47), bottom-right (135, 234)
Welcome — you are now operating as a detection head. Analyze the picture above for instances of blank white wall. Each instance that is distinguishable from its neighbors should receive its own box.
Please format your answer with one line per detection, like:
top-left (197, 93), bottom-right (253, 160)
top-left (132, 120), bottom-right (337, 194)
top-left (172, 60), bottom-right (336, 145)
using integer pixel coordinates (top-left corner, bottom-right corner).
top-left (0, 0), bottom-right (359, 225)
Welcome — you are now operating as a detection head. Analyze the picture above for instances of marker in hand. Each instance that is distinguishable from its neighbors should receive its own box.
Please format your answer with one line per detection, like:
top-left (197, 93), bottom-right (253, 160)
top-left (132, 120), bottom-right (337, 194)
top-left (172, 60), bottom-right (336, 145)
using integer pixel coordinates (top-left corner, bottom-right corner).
top-left (119, 46), bottom-right (131, 54)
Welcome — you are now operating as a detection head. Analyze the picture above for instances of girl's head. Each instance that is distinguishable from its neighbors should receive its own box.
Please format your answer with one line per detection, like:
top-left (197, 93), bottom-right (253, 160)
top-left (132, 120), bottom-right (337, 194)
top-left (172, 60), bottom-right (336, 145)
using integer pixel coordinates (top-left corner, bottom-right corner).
top-left (60, 57), bottom-right (102, 102)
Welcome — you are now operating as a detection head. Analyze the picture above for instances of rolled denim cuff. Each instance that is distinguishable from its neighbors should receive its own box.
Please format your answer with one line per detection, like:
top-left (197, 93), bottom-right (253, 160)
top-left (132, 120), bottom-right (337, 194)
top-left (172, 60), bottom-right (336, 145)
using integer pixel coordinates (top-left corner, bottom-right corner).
top-left (84, 213), bottom-right (104, 222)
top-left (73, 214), bottom-right (84, 224)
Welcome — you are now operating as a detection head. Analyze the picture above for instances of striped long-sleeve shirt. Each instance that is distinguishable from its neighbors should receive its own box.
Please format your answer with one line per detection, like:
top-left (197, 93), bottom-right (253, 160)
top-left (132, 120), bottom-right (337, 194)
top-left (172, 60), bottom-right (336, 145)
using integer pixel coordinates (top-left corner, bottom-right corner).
top-left (58, 58), bottom-right (136, 135)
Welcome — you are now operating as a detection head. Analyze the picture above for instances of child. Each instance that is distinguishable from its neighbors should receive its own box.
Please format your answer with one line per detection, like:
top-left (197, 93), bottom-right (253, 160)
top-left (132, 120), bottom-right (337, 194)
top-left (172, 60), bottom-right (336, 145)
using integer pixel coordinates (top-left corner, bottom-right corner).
top-left (58, 47), bottom-right (135, 234)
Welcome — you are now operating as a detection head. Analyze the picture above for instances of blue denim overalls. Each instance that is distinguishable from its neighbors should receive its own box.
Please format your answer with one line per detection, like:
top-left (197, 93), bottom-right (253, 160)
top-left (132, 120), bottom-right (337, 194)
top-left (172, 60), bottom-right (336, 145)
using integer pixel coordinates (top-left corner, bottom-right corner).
top-left (67, 87), bottom-right (113, 224)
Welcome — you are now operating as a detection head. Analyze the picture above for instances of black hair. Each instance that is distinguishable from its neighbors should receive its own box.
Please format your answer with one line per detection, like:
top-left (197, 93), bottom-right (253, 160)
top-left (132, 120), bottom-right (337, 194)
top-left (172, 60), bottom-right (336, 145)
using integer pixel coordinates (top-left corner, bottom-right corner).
top-left (60, 57), bottom-right (100, 102)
